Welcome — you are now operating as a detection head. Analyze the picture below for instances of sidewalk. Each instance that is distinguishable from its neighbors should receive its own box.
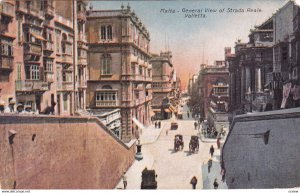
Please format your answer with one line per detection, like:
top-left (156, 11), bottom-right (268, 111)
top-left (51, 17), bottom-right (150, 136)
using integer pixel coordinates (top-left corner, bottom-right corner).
top-left (115, 121), bottom-right (166, 189)
top-left (201, 149), bottom-right (228, 189)
top-left (139, 122), bottom-right (166, 145)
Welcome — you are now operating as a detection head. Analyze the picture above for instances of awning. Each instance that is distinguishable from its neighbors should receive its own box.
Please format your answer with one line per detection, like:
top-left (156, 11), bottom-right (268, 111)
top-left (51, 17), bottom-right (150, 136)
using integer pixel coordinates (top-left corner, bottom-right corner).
top-left (169, 105), bottom-right (177, 113)
top-left (132, 117), bottom-right (146, 129)
top-left (31, 33), bottom-right (46, 41)
top-left (164, 109), bottom-right (170, 113)
top-left (152, 109), bottom-right (161, 112)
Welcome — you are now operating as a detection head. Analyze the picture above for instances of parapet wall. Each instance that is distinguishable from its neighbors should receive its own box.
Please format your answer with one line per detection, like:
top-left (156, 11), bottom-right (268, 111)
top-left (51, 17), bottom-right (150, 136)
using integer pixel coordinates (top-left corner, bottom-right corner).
top-left (222, 108), bottom-right (300, 189)
top-left (0, 115), bottom-right (136, 189)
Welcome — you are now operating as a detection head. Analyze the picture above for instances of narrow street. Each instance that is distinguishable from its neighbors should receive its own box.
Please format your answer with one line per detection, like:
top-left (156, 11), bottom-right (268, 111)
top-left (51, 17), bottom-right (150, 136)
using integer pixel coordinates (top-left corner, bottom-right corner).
top-left (116, 99), bottom-right (228, 189)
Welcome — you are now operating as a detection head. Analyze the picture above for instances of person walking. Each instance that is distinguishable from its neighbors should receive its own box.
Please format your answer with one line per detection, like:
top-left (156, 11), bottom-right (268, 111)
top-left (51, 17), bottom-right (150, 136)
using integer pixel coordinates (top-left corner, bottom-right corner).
top-left (155, 121), bottom-right (157, 128)
top-left (217, 137), bottom-right (221, 149)
top-left (208, 158), bottom-right (212, 173)
top-left (166, 129), bottom-right (168, 135)
top-left (158, 121), bottom-right (161, 128)
top-left (194, 121), bottom-right (197, 130)
top-left (190, 176), bottom-right (198, 189)
top-left (213, 178), bottom-right (219, 189)
top-left (221, 168), bottom-right (226, 182)
top-left (209, 145), bottom-right (215, 157)
top-left (122, 171), bottom-right (127, 189)
top-left (187, 111), bottom-right (190, 118)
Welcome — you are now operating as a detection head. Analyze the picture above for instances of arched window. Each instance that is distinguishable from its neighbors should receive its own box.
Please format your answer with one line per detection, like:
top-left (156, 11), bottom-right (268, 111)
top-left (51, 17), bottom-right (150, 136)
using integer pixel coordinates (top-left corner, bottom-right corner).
top-left (101, 54), bottom-right (112, 75)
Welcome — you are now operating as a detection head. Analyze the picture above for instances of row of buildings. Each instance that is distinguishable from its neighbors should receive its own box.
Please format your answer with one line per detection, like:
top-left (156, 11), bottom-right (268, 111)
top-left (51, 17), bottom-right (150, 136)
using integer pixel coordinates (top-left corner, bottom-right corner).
top-left (227, 0), bottom-right (300, 115)
top-left (188, 59), bottom-right (230, 132)
top-left (0, 0), bottom-right (180, 142)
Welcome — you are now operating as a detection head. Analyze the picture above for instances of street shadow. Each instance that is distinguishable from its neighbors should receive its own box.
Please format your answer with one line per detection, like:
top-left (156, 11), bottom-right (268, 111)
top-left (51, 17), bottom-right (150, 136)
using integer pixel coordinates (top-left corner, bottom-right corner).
top-left (183, 150), bottom-right (193, 156)
top-left (168, 148), bottom-right (177, 154)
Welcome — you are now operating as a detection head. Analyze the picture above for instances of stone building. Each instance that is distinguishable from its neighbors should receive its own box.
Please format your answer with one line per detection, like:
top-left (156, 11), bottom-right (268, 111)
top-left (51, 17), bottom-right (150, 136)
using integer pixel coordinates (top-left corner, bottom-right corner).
top-left (86, 5), bottom-right (152, 142)
top-left (0, 0), bottom-right (88, 115)
top-left (150, 51), bottom-right (178, 120)
top-left (198, 61), bottom-right (229, 119)
top-left (227, 17), bottom-right (274, 113)
top-left (227, 1), bottom-right (300, 114)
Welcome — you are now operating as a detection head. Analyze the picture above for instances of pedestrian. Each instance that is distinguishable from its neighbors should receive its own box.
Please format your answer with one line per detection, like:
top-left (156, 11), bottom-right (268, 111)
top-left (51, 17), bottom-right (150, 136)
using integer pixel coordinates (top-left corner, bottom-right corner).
top-left (209, 145), bottom-right (214, 157)
top-left (194, 122), bottom-right (197, 130)
top-left (158, 121), bottom-right (161, 128)
top-left (122, 171), bottom-right (127, 189)
top-left (155, 121), bottom-right (157, 128)
top-left (213, 178), bottom-right (219, 189)
top-left (187, 112), bottom-right (190, 118)
top-left (221, 168), bottom-right (226, 182)
top-left (217, 137), bottom-right (221, 149)
top-left (166, 129), bottom-right (168, 135)
top-left (190, 176), bottom-right (198, 189)
top-left (208, 158), bottom-right (212, 173)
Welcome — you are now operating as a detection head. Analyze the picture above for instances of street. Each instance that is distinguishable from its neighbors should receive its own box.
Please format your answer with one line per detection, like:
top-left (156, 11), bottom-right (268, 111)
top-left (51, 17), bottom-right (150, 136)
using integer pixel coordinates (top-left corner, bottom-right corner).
top-left (116, 100), bottom-right (228, 189)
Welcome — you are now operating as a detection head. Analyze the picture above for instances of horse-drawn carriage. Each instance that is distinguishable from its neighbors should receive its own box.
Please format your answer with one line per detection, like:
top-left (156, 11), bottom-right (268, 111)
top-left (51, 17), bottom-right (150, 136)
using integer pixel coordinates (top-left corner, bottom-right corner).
top-left (141, 168), bottom-right (157, 189)
top-left (189, 135), bottom-right (199, 153)
top-left (174, 134), bottom-right (184, 151)
top-left (171, 122), bottom-right (178, 130)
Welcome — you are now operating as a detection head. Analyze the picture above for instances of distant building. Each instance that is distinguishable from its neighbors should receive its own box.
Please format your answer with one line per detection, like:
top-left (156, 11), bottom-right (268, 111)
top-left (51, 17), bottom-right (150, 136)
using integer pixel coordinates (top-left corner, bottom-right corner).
top-left (198, 62), bottom-right (229, 119)
top-left (86, 5), bottom-right (152, 142)
top-left (150, 51), bottom-right (177, 119)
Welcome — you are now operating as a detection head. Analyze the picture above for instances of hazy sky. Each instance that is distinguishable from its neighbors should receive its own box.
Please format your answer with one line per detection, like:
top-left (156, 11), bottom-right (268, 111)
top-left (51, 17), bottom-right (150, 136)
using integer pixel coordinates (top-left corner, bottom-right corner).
top-left (92, 0), bottom-right (288, 89)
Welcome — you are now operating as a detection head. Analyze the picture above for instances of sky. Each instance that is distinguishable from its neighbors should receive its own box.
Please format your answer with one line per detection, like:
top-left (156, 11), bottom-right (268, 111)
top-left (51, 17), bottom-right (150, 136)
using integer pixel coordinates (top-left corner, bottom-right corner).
top-left (91, 0), bottom-right (288, 89)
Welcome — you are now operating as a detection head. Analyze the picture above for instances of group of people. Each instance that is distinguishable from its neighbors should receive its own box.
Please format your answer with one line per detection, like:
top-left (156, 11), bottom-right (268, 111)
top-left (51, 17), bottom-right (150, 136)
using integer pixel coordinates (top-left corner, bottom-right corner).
top-left (154, 121), bottom-right (161, 128)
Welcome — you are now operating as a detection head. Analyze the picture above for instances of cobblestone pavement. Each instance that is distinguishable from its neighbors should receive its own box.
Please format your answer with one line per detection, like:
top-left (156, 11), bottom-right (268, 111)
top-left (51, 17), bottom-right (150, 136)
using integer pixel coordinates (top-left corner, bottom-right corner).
top-left (115, 101), bottom-right (228, 189)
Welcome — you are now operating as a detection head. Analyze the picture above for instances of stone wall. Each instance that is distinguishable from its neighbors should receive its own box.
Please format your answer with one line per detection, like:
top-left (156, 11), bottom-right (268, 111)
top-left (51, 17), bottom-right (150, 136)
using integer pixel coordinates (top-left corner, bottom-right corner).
top-left (0, 115), bottom-right (136, 189)
top-left (222, 108), bottom-right (300, 188)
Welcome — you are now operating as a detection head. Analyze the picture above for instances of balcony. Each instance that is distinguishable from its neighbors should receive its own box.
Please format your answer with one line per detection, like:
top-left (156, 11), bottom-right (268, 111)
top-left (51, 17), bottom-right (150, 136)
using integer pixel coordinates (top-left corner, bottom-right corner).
top-left (44, 5), bottom-right (54, 19)
top-left (15, 80), bottom-right (49, 92)
top-left (43, 41), bottom-right (53, 52)
top-left (78, 79), bottom-right (87, 88)
top-left (0, 2), bottom-right (14, 21)
top-left (61, 54), bottom-right (73, 64)
top-left (96, 101), bottom-right (117, 107)
top-left (55, 15), bottom-right (73, 29)
top-left (24, 43), bottom-right (42, 55)
top-left (61, 82), bottom-right (73, 91)
top-left (78, 57), bottom-right (87, 66)
top-left (130, 55), bottom-right (139, 64)
top-left (44, 72), bottom-right (54, 83)
top-left (0, 56), bottom-right (13, 70)
top-left (77, 11), bottom-right (86, 22)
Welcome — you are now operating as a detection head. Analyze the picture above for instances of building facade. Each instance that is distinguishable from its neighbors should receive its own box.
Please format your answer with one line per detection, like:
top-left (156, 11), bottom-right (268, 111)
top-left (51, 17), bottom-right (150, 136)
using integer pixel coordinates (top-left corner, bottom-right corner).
top-left (197, 61), bottom-right (229, 119)
top-left (150, 51), bottom-right (178, 120)
top-left (0, 0), bottom-right (88, 115)
top-left (228, 1), bottom-right (300, 114)
top-left (86, 5), bottom-right (152, 142)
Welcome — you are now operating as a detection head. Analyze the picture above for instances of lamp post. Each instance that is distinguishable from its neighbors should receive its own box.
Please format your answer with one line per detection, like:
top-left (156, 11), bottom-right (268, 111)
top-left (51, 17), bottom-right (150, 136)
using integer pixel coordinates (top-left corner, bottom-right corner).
top-left (135, 139), bottom-right (143, 160)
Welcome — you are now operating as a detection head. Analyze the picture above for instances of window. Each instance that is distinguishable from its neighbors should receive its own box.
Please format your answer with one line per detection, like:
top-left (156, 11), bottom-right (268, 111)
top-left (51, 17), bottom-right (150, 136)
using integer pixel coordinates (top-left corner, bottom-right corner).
top-left (96, 91), bottom-right (117, 107)
top-left (17, 63), bottom-right (21, 80)
top-left (1, 39), bottom-right (13, 56)
top-left (100, 25), bottom-right (112, 40)
top-left (44, 59), bottom-right (53, 72)
top-left (25, 65), bottom-right (40, 80)
top-left (139, 66), bottom-right (143, 75)
top-left (131, 64), bottom-right (135, 75)
top-left (63, 94), bottom-right (68, 111)
top-left (101, 55), bottom-right (112, 75)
